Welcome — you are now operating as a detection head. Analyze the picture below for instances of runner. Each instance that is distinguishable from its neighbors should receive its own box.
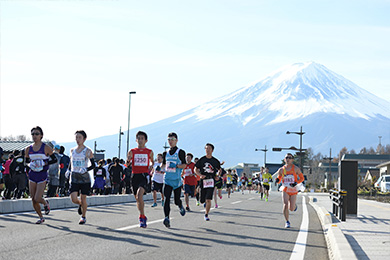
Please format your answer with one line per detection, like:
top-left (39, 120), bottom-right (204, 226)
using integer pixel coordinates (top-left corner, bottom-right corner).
top-left (213, 167), bottom-right (225, 208)
top-left (127, 131), bottom-right (154, 228)
top-left (262, 167), bottom-right (273, 202)
top-left (232, 170), bottom-right (238, 193)
top-left (275, 153), bottom-right (304, 228)
top-left (68, 130), bottom-right (95, 224)
top-left (258, 167), bottom-right (264, 199)
top-left (92, 160), bottom-right (106, 195)
top-left (195, 143), bottom-right (221, 221)
top-left (225, 169), bottom-right (233, 198)
top-left (240, 173), bottom-right (248, 194)
top-left (194, 157), bottom-right (201, 206)
top-left (162, 132), bottom-right (186, 228)
top-left (25, 126), bottom-right (58, 224)
top-left (151, 153), bottom-right (165, 207)
top-left (181, 153), bottom-right (196, 211)
top-left (247, 174), bottom-right (253, 194)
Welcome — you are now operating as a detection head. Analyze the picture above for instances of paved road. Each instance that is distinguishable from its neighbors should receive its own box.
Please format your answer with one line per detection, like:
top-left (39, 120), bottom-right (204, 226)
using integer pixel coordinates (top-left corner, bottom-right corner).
top-left (0, 191), bottom-right (328, 260)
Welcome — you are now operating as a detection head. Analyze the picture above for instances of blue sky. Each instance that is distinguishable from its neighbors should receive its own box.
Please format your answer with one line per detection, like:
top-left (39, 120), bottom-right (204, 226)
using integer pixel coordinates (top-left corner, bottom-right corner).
top-left (1, 0), bottom-right (389, 143)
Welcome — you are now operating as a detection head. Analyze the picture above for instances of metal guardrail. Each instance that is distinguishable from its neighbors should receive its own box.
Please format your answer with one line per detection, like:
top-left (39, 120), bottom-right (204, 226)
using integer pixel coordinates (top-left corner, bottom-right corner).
top-left (329, 189), bottom-right (347, 221)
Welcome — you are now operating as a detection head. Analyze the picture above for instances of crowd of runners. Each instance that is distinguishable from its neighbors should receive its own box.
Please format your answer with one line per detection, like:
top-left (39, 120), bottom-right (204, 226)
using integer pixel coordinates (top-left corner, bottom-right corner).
top-left (0, 126), bottom-right (305, 229)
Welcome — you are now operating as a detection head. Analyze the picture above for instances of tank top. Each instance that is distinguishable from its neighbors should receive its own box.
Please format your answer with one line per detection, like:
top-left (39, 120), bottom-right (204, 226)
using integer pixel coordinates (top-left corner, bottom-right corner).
top-left (152, 162), bottom-right (164, 183)
top-left (70, 146), bottom-right (91, 183)
top-left (131, 148), bottom-right (152, 174)
top-left (28, 143), bottom-right (49, 173)
top-left (226, 174), bottom-right (233, 184)
top-left (164, 148), bottom-right (182, 188)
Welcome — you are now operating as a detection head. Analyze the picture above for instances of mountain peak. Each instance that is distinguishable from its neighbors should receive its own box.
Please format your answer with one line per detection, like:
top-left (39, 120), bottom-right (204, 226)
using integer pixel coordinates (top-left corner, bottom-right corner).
top-left (175, 62), bottom-right (390, 125)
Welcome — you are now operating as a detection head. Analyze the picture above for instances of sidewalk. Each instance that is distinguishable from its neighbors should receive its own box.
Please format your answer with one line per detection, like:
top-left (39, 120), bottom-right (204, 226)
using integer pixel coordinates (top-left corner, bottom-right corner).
top-left (309, 193), bottom-right (390, 260)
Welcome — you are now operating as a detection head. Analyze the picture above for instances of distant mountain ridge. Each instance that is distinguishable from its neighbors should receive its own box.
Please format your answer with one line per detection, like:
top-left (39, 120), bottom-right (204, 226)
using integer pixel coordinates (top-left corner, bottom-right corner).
top-left (63, 62), bottom-right (390, 166)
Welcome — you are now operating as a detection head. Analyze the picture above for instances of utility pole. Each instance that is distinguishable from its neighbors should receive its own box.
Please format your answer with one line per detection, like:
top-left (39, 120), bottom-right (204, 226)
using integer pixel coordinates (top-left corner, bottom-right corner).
top-left (118, 126), bottom-right (124, 159)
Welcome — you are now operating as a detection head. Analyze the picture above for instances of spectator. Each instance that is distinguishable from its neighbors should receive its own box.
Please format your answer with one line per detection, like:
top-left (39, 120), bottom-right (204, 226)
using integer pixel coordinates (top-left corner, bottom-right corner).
top-left (103, 159), bottom-right (112, 195)
top-left (2, 154), bottom-right (14, 199)
top-left (109, 158), bottom-right (124, 194)
top-left (10, 150), bottom-right (27, 199)
top-left (92, 160), bottom-right (106, 195)
top-left (47, 145), bottom-right (61, 197)
top-left (59, 146), bottom-right (70, 196)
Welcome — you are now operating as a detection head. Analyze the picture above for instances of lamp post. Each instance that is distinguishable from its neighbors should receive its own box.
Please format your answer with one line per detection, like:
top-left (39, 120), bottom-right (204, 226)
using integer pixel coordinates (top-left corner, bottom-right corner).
top-left (255, 145), bottom-right (268, 167)
top-left (323, 148), bottom-right (333, 190)
top-left (118, 126), bottom-right (124, 159)
top-left (163, 142), bottom-right (169, 152)
top-left (286, 126), bottom-right (305, 170)
top-left (126, 91), bottom-right (136, 154)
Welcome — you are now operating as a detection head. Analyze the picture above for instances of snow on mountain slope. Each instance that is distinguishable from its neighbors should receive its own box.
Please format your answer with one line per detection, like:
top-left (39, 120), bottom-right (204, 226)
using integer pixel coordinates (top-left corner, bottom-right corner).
top-left (175, 62), bottom-right (390, 125)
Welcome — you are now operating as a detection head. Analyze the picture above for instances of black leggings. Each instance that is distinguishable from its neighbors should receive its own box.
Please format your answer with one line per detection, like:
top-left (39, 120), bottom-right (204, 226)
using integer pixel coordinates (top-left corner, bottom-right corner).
top-left (163, 184), bottom-right (183, 218)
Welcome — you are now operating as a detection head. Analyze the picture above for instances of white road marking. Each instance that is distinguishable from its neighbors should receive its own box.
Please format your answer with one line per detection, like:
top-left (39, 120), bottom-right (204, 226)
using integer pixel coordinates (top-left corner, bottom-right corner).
top-left (200, 206), bottom-right (222, 212)
top-left (289, 196), bottom-right (309, 260)
top-left (248, 197), bottom-right (255, 200)
top-left (115, 218), bottom-right (172, 231)
top-left (231, 201), bottom-right (242, 204)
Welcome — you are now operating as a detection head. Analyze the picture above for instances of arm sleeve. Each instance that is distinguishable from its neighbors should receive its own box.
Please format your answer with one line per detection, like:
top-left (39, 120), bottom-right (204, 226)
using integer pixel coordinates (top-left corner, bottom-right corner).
top-left (47, 153), bottom-right (58, 165)
top-left (179, 150), bottom-right (186, 164)
top-left (162, 152), bottom-right (167, 165)
top-left (87, 158), bottom-right (95, 172)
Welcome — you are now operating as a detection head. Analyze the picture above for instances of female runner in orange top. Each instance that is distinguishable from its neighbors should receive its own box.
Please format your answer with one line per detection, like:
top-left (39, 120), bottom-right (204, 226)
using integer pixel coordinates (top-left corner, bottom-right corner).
top-left (275, 153), bottom-right (304, 228)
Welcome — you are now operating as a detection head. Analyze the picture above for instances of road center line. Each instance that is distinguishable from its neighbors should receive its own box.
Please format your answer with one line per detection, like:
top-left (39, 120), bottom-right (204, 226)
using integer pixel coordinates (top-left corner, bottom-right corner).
top-left (115, 218), bottom-right (171, 231)
top-left (231, 201), bottom-right (242, 205)
top-left (289, 196), bottom-right (309, 260)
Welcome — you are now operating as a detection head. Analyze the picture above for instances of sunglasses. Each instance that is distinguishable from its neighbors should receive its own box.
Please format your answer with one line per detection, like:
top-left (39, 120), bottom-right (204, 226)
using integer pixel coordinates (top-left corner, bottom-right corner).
top-left (167, 138), bottom-right (177, 141)
top-left (285, 156), bottom-right (293, 159)
top-left (31, 132), bottom-right (41, 136)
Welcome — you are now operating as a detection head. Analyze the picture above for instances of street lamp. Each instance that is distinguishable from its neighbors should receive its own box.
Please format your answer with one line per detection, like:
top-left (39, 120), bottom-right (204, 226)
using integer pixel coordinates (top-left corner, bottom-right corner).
top-left (126, 91), bottom-right (136, 154)
top-left (255, 145), bottom-right (268, 167)
top-left (323, 148), bottom-right (333, 190)
top-left (118, 126), bottom-right (124, 159)
top-left (286, 126), bottom-right (305, 170)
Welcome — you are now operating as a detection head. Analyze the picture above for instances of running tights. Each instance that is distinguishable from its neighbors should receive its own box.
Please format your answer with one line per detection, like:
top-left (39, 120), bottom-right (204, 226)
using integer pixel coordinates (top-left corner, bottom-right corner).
top-left (163, 184), bottom-right (182, 217)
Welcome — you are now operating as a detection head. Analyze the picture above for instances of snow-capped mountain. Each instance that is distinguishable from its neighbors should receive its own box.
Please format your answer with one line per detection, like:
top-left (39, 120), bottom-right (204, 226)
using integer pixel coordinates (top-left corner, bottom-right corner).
top-left (64, 62), bottom-right (390, 167)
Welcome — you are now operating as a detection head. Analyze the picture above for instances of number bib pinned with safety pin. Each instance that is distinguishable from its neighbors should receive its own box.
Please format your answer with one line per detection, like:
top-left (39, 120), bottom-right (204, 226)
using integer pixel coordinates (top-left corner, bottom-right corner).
top-left (203, 178), bottom-right (214, 188)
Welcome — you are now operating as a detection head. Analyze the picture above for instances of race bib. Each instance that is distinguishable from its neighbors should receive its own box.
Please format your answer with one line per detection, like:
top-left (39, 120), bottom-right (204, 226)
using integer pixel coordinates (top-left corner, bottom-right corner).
top-left (73, 158), bottom-right (87, 173)
top-left (166, 161), bottom-right (177, 173)
top-left (283, 175), bottom-right (295, 185)
top-left (96, 169), bottom-right (103, 176)
top-left (203, 178), bottom-right (214, 188)
top-left (184, 168), bottom-right (192, 176)
top-left (134, 154), bottom-right (148, 166)
top-left (30, 159), bottom-right (44, 172)
top-left (263, 179), bottom-right (269, 183)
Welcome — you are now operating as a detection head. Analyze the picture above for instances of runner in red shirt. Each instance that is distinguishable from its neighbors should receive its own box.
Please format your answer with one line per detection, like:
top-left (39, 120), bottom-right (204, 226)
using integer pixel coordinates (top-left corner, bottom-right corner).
top-left (181, 153), bottom-right (197, 211)
top-left (127, 131), bottom-right (154, 228)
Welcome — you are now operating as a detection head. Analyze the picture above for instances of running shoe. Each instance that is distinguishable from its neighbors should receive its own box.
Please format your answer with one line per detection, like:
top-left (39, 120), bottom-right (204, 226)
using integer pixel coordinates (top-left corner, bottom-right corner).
top-left (219, 195), bottom-right (222, 199)
top-left (79, 217), bottom-right (86, 225)
top-left (285, 221), bottom-right (290, 228)
top-left (139, 216), bottom-right (147, 228)
top-left (35, 218), bottom-right (45, 224)
top-left (151, 202), bottom-right (157, 207)
top-left (294, 205), bottom-right (298, 212)
top-left (203, 203), bottom-right (206, 208)
top-left (265, 198), bottom-right (268, 202)
top-left (163, 217), bottom-right (170, 228)
top-left (78, 205), bottom-right (82, 215)
top-left (179, 206), bottom-right (186, 216)
top-left (185, 206), bottom-right (190, 211)
top-left (215, 204), bottom-right (218, 208)
top-left (196, 201), bottom-right (200, 206)
top-left (44, 200), bottom-right (50, 215)
top-left (161, 200), bottom-right (164, 207)
top-left (204, 215), bottom-right (210, 221)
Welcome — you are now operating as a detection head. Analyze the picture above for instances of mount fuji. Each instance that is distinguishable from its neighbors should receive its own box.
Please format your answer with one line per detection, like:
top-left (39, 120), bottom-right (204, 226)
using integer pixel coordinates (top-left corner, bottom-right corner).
top-left (64, 62), bottom-right (390, 166)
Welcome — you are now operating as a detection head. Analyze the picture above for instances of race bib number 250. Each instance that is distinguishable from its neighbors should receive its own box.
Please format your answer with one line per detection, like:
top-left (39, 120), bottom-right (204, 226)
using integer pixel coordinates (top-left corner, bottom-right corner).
top-left (134, 154), bottom-right (148, 166)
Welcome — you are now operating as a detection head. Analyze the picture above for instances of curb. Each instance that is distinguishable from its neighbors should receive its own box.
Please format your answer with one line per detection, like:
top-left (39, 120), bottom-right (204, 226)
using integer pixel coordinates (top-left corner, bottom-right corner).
top-left (308, 196), bottom-right (357, 260)
top-left (0, 193), bottom-right (159, 214)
